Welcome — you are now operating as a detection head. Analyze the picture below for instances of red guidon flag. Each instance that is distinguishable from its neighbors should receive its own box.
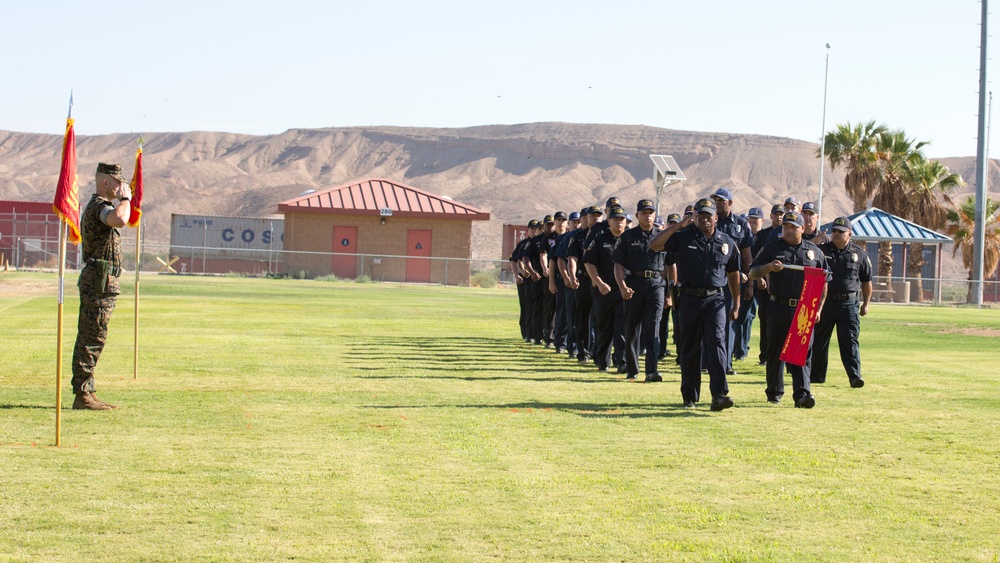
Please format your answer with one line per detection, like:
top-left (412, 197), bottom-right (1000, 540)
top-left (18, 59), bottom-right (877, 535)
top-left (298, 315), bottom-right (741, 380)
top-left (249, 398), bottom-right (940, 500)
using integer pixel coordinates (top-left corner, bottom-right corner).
top-left (127, 146), bottom-right (143, 227)
top-left (52, 117), bottom-right (81, 244)
top-left (779, 266), bottom-right (828, 367)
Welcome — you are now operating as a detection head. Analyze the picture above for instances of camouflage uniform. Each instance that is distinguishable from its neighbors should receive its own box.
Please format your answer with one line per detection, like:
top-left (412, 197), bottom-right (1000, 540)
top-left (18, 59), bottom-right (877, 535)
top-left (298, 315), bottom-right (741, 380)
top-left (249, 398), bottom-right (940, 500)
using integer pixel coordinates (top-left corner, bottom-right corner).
top-left (71, 194), bottom-right (123, 394)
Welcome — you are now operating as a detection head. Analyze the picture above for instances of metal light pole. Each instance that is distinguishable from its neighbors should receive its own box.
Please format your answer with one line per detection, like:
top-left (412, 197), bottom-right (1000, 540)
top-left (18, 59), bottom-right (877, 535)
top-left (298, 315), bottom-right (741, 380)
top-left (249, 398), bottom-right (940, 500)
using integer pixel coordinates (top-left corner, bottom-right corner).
top-left (972, 0), bottom-right (989, 306)
top-left (816, 43), bottom-right (831, 220)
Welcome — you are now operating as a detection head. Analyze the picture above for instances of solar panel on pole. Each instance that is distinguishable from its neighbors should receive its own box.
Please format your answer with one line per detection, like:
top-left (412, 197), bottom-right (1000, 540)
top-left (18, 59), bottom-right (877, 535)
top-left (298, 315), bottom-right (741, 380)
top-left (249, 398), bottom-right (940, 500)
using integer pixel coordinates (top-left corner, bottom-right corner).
top-left (649, 155), bottom-right (687, 215)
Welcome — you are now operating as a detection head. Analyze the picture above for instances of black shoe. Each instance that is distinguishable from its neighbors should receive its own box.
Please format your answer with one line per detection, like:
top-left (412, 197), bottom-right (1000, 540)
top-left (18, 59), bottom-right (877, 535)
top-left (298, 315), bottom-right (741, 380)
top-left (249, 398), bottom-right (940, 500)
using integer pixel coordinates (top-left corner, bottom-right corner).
top-left (683, 400), bottom-right (696, 408)
top-left (758, 360), bottom-right (767, 366)
top-left (625, 374), bottom-right (637, 381)
top-left (734, 355), bottom-right (747, 362)
top-left (545, 342), bottom-right (554, 349)
top-left (533, 340), bottom-right (543, 345)
top-left (616, 365), bottom-right (628, 374)
top-left (767, 398), bottom-right (781, 405)
top-left (675, 356), bottom-right (681, 365)
top-left (850, 377), bottom-right (865, 388)
top-left (597, 367), bottom-right (609, 373)
top-left (555, 347), bottom-right (564, 354)
top-left (657, 354), bottom-right (666, 361)
top-left (664, 349), bottom-right (673, 357)
top-left (795, 395), bottom-right (816, 409)
top-left (811, 378), bottom-right (826, 384)
top-left (726, 368), bottom-right (737, 376)
top-left (710, 396), bottom-right (734, 411)
top-left (644, 373), bottom-right (662, 383)
top-left (578, 355), bottom-right (591, 364)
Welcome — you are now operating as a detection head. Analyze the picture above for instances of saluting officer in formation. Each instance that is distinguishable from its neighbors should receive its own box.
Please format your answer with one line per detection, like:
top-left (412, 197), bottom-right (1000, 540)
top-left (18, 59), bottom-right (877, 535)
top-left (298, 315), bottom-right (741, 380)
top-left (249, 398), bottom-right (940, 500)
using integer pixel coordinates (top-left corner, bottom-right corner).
top-left (512, 187), bottom-right (870, 413)
top-left (613, 199), bottom-right (668, 382)
top-left (750, 211), bottom-right (831, 408)
top-left (812, 216), bottom-right (872, 388)
top-left (651, 198), bottom-right (741, 411)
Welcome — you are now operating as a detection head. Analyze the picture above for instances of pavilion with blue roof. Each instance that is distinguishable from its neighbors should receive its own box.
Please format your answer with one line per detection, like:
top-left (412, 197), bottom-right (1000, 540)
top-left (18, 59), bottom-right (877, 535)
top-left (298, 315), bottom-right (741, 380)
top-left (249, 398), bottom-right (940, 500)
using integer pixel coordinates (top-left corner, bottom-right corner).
top-left (820, 207), bottom-right (952, 304)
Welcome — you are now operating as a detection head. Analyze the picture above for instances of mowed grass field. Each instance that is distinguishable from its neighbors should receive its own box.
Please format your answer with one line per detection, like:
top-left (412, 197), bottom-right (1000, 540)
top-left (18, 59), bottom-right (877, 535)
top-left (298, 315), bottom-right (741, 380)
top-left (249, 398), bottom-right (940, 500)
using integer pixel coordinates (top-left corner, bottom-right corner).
top-left (2, 271), bottom-right (999, 562)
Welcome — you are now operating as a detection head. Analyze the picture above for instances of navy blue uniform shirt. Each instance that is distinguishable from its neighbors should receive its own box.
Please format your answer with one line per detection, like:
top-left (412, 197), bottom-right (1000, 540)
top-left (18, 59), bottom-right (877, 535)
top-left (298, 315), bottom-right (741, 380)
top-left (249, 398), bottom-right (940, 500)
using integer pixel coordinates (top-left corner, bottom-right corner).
top-left (523, 234), bottom-right (547, 272)
top-left (663, 227), bottom-right (741, 288)
top-left (565, 227), bottom-right (590, 275)
top-left (717, 212), bottom-right (754, 252)
top-left (612, 225), bottom-right (666, 286)
top-left (819, 241), bottom-right (872, 294)
top-left (752, 238), bottom-right (832, 300)
top-left (583, 228), bottom-right (621, 288)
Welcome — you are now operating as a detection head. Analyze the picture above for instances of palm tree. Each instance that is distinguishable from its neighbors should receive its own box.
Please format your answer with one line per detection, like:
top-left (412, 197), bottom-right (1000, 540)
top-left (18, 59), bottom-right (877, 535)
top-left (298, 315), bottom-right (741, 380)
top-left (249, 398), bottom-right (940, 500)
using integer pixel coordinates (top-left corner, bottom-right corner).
top-left (891, 159), bottom-right (963, 300)
top-left (870, 130), bottom-right (929, 278)
top-left (821, 121), bottom-right (887, 213)
top-left (946, 196), bottom-right (1000, 302)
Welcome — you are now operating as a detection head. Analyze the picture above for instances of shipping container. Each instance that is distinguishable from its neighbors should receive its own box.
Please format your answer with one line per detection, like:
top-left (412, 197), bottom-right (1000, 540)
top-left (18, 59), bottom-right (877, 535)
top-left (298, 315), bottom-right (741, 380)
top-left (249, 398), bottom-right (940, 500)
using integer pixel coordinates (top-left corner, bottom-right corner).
top-left (169, 214), bottom-right (284, 274)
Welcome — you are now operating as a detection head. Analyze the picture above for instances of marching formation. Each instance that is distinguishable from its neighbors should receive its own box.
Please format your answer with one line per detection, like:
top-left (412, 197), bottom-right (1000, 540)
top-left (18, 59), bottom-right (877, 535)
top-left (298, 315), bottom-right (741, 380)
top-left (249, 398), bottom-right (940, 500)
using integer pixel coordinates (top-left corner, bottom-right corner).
top-left (509, 189), bottom-right (874, 411)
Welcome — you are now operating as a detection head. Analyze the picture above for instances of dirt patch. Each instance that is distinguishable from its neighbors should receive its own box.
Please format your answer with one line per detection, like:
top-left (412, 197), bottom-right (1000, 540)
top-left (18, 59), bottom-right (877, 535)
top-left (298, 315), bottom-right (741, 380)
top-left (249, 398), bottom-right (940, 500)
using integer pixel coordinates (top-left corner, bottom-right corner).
top-left (939, 327), bottom-right (1000, 337)
top-left (0, 276), bottom-right (57, 297)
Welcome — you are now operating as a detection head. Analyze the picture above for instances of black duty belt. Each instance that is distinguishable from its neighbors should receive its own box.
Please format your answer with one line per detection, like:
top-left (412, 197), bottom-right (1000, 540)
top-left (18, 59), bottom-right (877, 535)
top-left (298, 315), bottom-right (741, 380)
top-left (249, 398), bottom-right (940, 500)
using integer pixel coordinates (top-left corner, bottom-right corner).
top-left (679, 287), bottom-right (722, 298)
top-left (627, 269), bottom-right (661, 278)
top-left (827, 292), bottom-right (856, 302)
top-left (771, 296), bottom-right (800, 307)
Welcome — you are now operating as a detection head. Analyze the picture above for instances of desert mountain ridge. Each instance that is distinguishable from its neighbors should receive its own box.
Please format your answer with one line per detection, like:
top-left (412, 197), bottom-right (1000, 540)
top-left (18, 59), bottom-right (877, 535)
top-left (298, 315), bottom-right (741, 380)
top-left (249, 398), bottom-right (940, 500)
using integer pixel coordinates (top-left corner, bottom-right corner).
top-left (0, 122), bottom-right (992, 263)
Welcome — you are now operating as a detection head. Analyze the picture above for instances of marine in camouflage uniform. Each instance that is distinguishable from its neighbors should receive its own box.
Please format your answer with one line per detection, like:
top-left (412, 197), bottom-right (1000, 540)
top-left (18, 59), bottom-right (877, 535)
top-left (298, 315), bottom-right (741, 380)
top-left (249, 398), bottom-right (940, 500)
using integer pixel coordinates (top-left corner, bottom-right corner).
top-left (71, 162), bottom-right (131, 410)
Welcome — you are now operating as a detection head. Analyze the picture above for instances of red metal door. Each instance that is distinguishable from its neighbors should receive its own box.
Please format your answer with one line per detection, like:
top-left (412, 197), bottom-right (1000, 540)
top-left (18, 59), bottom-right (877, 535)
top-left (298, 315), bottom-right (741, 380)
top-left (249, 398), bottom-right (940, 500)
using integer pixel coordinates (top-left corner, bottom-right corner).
top-left (332, 226), bottom-right (358, 278)
top-left (406, 229), bottom-right (432, 283)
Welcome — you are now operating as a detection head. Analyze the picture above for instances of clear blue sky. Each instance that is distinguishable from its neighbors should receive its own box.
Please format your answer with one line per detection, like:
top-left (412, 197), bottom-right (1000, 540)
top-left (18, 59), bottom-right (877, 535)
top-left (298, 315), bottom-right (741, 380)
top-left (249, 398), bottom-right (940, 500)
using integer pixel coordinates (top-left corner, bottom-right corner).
top-left (1, 0), bottom-right (992, 158)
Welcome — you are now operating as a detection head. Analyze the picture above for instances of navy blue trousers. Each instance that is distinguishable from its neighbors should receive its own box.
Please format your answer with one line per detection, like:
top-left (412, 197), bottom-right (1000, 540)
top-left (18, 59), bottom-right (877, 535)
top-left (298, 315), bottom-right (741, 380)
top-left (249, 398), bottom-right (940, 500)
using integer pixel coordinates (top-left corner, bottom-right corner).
top-left (574, 278), bottom-right (593, 360)
top-left (811, 300), bottom-right (862, 383)
top-left (593, 289), bottom-right (624, 371)
top-left (677, 293), bottom-right (729, 403)
top-left (765, 302), bottom-right (813, 403)
top-left (623, 277), bottom-right (664, 377)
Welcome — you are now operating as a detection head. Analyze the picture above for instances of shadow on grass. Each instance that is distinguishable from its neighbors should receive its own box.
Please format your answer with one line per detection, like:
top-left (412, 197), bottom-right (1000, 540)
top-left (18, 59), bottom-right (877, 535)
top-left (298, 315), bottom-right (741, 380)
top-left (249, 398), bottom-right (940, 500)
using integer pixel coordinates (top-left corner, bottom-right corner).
top-left (347, 336), bottom-right (608, 376)
top-left (364, 401), bottom-right (712, 419)
top-left (0, 404), bottom-right (54, 410)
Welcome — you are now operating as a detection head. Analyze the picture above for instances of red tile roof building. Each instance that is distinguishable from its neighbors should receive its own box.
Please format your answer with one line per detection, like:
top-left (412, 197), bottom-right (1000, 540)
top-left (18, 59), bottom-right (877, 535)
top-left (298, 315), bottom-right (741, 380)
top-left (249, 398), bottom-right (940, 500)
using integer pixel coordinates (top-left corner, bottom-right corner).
top-left (277, 178), bottom-right (490, 284)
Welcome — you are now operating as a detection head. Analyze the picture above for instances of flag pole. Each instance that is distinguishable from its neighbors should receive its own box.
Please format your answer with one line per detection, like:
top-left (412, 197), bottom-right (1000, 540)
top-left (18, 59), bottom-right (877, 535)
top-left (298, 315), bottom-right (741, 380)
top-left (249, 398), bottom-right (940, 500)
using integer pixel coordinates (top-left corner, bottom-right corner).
top-left (55, 92), bottom-right (74, 447)
top-left (133, 134), bottom-right (144, 380)
top-left (56, 221), bottom-right (66, 446)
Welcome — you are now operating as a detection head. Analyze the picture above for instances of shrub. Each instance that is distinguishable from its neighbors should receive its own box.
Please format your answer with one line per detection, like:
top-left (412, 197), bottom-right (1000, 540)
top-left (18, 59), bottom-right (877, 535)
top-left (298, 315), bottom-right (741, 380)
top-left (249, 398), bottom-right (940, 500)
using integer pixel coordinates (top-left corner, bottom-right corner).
top-left (470, 269), bottom-right (498, 288)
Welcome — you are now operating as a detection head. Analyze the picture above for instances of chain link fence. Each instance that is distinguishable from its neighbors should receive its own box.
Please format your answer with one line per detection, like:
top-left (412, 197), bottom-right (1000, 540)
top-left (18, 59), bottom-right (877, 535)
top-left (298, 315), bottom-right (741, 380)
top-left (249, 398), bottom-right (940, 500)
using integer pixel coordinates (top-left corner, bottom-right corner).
top-left (2, 226), bottom-right (996, 300)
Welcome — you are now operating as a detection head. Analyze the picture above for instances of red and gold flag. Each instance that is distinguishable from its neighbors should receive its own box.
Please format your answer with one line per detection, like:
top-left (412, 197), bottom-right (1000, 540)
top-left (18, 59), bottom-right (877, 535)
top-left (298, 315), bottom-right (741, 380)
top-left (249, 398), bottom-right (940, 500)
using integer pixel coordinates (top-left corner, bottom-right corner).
top-left (52, 117), bottom-right (80, 244)
top-left (127, 146), bottom-right (143, 227)
top-left (779, 266), bottom-right (827, 367)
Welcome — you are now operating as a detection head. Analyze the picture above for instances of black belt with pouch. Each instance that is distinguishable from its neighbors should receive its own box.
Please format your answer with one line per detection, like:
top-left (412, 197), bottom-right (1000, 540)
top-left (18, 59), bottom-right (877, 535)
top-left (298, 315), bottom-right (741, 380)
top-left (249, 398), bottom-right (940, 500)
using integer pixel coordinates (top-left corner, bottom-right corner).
top-left (88, 258), bottom-right (121, 292)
